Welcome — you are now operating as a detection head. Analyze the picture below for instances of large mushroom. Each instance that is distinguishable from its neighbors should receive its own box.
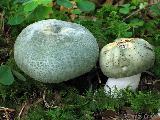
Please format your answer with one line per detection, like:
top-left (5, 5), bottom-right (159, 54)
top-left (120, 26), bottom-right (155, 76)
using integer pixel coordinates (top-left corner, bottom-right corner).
top-left (14, 19), bottom-right (99, 83)
top-left (99, 38), bottom-right (155, 92)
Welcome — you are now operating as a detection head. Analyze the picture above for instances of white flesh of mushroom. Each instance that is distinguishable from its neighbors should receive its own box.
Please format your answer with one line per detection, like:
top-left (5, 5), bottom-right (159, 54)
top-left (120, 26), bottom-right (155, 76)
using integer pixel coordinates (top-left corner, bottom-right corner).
top-left (104, 73), bottom-right (141, 92)
top-left (100, 38), bottom-right (155, 93)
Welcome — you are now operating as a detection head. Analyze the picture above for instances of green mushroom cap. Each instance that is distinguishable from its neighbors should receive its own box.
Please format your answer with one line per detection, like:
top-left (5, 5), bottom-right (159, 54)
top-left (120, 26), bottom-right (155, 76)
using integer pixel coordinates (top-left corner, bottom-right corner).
top-left (99, 38), bottom-right (155, 78)
top-left (14, 19), bottom-right (99, 83)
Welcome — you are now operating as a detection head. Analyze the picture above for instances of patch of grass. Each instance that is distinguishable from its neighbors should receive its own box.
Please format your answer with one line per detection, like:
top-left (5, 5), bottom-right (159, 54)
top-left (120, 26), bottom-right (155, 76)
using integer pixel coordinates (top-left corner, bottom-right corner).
top-left (16, 87), bottom-right (160, 119)
top-left (152, 47), bottom-right (160, 77)
top-left (23, 105), bottom-right (49, 120)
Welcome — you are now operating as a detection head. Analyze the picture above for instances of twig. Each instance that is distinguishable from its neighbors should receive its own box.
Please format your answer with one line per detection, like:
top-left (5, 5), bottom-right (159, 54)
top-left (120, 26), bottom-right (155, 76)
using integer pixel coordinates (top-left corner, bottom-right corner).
top-left (123, 9), bottom-right (141, 21)
top-left (17, 102), bottom-right (27, 119)
top-left (17, 98), bottom-right (43, 119)
top-left (0, 107), bottom-right (15, 112)
top-left (123, 3), bottom-right (158, 21)
top-left (0, 11), bottom-right (4, 33)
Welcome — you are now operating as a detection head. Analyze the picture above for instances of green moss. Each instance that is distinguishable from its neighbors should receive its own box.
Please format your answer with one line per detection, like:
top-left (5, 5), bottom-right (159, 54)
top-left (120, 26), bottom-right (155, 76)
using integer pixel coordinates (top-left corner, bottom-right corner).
top-left (152, 47), bottom-right (160, 77)
top-left (17, 87), bottom-right (160, 120)
top-left (128, 91), bottom-right (160, 113)
top-left (78, 20), bottom-right (107, 48)
top-left (23, 106), bottom-right (49, 120)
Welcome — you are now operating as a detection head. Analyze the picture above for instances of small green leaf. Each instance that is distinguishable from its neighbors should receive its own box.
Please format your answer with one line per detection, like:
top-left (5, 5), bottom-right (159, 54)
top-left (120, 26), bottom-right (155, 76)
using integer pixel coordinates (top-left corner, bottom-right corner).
top-left (71, 9), bottom-right (82, 15)
top-left (57, 0), bottom-right (73, 8)
top-left (12, 70), bottom-right (26, 81)
top-left (7, 15), bottom-right (25, 25)
top-left (77, 0), bottom-right (95, 12)
top-left (0, 65), bottom-right (14, 85)
top-left (23, 0), bottom-right (38, 12)
top-left (27, 6), bottom-right (53, 21)
top-left (129, 18), bottom-right (144, 27)
top-left (119, 7), bottom-right (130, 14)
top-left (37, 0), bottom-right (52, 5)
top-left (119, 4), bottom-right (132, 14)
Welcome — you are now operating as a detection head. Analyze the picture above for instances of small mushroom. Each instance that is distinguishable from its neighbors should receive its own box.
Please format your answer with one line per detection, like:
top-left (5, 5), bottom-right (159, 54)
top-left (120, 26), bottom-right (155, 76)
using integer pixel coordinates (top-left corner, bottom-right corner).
top-left (99, 38), bottom-right (155, 92)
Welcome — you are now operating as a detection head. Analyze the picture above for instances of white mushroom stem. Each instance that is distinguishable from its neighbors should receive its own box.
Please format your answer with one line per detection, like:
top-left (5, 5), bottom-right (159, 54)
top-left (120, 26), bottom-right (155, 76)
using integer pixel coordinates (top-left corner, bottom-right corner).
top-left (104, 74), bottom-right (141, 93)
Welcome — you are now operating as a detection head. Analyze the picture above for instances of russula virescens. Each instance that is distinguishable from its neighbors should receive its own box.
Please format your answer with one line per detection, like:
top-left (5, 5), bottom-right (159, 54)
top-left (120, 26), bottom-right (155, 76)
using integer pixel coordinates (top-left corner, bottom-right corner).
top-left (99, 38), bottom-right (155, 92)
top-left (14, 19), bottom-right (99, 83)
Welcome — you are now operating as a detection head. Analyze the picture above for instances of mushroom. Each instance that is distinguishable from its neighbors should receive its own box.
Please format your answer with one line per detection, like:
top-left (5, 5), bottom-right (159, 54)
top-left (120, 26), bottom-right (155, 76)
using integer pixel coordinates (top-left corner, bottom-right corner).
top-left (99, 38), bottom-right (155, 92)
top-left (14, 19), bottom-right (99, 83)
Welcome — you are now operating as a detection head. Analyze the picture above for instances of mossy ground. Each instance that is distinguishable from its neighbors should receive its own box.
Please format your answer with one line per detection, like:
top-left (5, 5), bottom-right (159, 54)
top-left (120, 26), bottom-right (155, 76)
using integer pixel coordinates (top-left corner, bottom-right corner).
top-left (0, 0), bottom-right (160, 119)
